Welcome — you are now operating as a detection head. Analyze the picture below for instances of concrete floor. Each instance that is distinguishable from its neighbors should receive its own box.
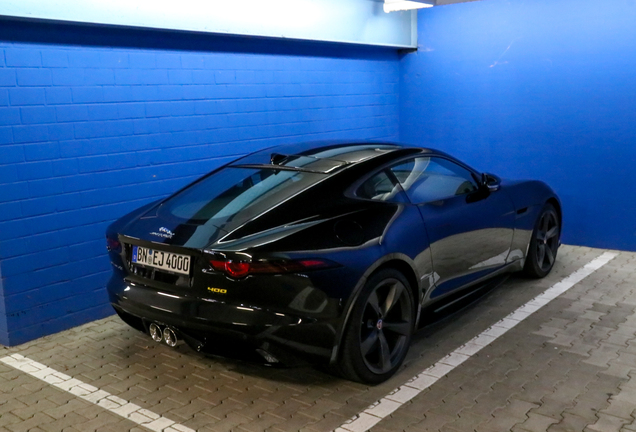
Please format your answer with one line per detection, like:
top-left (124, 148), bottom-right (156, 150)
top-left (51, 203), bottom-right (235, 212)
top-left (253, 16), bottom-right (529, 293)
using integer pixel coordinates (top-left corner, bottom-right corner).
top-left (1, 245), bottom-right (635, 432)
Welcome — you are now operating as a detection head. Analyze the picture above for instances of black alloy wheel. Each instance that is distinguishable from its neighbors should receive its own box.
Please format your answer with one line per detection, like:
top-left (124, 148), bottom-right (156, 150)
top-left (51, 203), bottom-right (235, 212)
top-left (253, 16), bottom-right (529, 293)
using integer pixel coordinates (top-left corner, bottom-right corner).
top-left (524, 203), bottom-right (560, 278)
top-left (338, 269), bottom-right (414, 384)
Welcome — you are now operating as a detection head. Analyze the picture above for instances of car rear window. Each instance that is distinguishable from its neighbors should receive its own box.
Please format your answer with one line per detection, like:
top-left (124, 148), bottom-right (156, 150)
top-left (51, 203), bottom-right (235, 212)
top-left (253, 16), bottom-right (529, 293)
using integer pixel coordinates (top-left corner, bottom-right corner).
top-left (158, 167), bottom-right (324, 225)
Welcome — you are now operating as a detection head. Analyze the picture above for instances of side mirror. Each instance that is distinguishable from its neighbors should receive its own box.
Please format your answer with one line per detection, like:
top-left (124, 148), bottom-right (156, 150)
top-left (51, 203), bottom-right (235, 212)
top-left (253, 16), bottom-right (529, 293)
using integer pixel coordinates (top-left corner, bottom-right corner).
top-left (481, 173), bottom-right (500, 192)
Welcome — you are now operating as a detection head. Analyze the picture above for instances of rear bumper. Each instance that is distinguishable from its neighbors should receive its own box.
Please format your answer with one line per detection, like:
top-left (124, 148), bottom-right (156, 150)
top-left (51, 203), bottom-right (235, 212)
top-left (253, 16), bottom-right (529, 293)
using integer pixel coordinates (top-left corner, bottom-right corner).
top-left (107, 276), bottom-right (340, 365)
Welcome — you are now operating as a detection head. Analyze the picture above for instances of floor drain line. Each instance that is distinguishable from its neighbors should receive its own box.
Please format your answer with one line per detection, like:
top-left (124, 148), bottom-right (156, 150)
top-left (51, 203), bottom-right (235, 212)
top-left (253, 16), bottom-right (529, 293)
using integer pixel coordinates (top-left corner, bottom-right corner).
top-left (335, 251), bottom-right (619, 432)
top-left (0, 354), bottom-right (194, 432)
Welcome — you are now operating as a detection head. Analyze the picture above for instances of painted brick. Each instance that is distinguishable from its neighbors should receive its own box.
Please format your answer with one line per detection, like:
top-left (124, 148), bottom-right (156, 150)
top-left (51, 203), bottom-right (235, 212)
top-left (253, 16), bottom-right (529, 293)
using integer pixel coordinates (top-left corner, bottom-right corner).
top-left (71, 86), bottom-right (104, 103)
top-left (9, 302), bottom-right (112, 345)
top-left (0, 108), bottom-right (21, 126)
top-left (0, 126), bottom-right (13, 144)
top-left (0, 202), bottom-right (21, 222)
top-left (0, 89), bottom-right (8, 106)
top-left (9, 88), bottom-right (46, 106)
top-left (16, 68), bottom-right (52, 86)
top-left (59, 139), bottom-right (89, 158)
top-left (136, 149), bottom-right (161, 166)
top-left (67, 50), bottom-right (128, 68)
top-left (133, 118), bottom-right (160, 135)
top-left (146, 101), bottom-right (195, 118)
top-left (51, 68), bottom-right (85, 86)
top-left (155, 85), bottom-right (183, 100)
top-left (103, 86), bottom-right (133, 102)
top-left (107, 152), bottom-right (138, 170)
top-left (129, 52), bottom-right (156, 69)
top-left (6, 258), bottom-right (108, 309)
top-left (182, 85), bottom-right (213, 100)
top-left (74, 119), bottom-right (134, 139)
top-left (17, 161), bottom-right (53, 181)
top-left (5, 49), bottom-right (41, 67)
top-left (0, 221), bottom-right (24, 241)
top-left (181, 53), bottom-right (206, 69)
top-left (115, 69), bottom-right (169, 85)
top-left (87, 104), bottom-right (119, 121)
top-left (51, 159), bottom-right (79, 177)
top-left (48, 124), bottom-right (74, 141)
top-left (191, 70), bottom-right (216, 84)
top-left (155, 53), bottom-right (182, 68)
top-left (45, 87), bottom-right (73, 104)
top-left (54, 192), bottom-right (82, 211)
top-left (78, 155), bottom-right (109, 173)
top-left (87, 135), bottom-right (150, 155)
top-left (2, 248), bottom-right (70, 278)
top-left (23, 143), bottom-right (60, 161)
top-left (20, 196), bottom-right (58, 218)
top-left (27, 177), bottom-right (65, 198)
top-left (117, 103), bottom-right (145, 119)
top-left (13, 125), bottom-right (49, 144)
top-left (0, 231), bottom-right (62, 260)
top-left (0, 182), bottom-right (28, 204)
top-left (84, 69), bottom-right (115, 86)
top-left (20, 106), bottom-right (56, 125)
top-left (0, 165), bottom-right (18, 184)
top-left (131, 86), bottom-right (160, 101)
top-left (0, 69), bottom-right (16, 87)
top-left (56, 105), bottom-right (88, 123)
top-left (168, 70), bottom-right (192, 84)
top-left (41, 49), bottom-right (69, 68)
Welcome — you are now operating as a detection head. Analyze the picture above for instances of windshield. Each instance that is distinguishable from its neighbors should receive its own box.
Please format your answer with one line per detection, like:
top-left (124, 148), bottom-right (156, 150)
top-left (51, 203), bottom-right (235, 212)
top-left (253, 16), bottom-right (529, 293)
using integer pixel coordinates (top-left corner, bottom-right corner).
top-left (159, 167), bottom-right (324, 226)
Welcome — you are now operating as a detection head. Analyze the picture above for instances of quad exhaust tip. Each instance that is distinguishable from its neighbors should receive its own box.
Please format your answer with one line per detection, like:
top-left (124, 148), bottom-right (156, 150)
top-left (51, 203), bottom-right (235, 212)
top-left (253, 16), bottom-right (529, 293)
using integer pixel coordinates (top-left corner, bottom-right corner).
top-left (149, 323), bottom-right (163, 342)
top-left (163, 327), bottom-right (178, 347)
top-left (148, 322), bottom-right (179, 347)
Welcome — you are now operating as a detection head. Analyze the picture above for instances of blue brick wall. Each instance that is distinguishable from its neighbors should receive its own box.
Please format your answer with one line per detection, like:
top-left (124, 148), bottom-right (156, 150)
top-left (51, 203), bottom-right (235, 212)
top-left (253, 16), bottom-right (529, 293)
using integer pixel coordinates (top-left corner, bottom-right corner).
top-left (0, 24), bottom-right (400, 345)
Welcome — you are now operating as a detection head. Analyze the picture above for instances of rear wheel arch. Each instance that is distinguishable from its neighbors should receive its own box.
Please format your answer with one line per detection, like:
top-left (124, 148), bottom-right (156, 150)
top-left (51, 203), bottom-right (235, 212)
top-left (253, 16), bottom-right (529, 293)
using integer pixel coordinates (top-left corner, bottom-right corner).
top-left (523, 201), bottom-right (560, 278)
top-left (331, 256), bottom-right (421, 363)
top-left (336, 266), bottom-right (416, 383)
top-left (547, 197), bottom-right (562, 229)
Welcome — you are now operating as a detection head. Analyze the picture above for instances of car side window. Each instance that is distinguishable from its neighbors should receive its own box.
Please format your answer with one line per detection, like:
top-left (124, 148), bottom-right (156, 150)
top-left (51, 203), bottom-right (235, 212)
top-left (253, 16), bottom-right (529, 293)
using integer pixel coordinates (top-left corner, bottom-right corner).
top-left (356, 171), bottom-right (402, 201)
top-left (390, 157), bottom-right (478, 204)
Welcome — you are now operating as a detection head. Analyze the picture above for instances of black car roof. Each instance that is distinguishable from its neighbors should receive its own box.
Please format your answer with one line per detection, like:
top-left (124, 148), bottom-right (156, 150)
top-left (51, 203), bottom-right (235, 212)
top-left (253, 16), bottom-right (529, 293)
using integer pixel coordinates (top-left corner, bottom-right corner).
top-left (231, 141), bottom-right (433, 174)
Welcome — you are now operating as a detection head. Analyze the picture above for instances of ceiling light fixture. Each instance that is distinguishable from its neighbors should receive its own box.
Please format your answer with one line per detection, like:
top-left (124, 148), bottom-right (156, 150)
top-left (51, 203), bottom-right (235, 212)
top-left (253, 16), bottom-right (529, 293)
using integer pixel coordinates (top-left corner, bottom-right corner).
top-left (383, 0), bottom-right (434, 13)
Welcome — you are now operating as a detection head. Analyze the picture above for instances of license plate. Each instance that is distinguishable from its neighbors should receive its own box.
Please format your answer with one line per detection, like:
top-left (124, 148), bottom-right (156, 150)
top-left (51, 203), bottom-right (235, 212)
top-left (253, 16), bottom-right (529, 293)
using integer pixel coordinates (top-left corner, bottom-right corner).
top-left (131, 246), bottom-right (191, 275)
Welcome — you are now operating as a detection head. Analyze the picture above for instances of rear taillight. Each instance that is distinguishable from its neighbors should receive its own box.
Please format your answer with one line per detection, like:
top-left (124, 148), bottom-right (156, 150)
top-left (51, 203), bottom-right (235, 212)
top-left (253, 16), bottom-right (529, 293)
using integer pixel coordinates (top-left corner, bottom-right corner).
top-left (106, 237), bottom-right (121, 252)
top-left (209, 258), bottom-right (336, 279)
top-left (210, 260), bottom-right (251, 278)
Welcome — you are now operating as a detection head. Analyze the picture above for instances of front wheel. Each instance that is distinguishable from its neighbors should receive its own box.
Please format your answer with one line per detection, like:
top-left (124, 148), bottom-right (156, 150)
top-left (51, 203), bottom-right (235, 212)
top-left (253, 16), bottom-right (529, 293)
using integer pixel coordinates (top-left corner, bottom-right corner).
top-left (338, 269), bottom-right (414, 384)
top-left (523, 203), bottom-right (560, 278)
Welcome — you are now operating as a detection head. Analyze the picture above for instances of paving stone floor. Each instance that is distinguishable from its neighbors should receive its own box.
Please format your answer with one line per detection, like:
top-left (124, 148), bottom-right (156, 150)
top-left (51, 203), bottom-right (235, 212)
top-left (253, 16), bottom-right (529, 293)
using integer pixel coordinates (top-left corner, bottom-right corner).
top-left (1, 245), bottom-right (635, 432)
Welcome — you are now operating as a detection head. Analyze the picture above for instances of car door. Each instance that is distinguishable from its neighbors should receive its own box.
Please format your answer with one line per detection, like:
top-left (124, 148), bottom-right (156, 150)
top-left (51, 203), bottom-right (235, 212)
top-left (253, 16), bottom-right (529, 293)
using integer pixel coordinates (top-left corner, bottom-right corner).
top-left (388, 156), bottom-right (516, 298)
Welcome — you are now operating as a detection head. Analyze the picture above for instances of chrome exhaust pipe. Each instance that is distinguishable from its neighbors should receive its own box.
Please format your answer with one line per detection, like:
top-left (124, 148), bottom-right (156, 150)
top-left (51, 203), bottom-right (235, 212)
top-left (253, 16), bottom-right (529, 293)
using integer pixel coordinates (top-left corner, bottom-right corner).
top-left (149, 323), bottom-right (163, 342)
top-left (163, 327), bottom-right (178, 347)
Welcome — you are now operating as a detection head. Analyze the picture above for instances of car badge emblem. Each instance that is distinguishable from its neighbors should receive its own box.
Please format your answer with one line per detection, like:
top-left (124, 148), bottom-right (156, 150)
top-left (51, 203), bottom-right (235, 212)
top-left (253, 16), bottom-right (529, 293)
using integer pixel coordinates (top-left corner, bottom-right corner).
top-left (150, 227), bottom-right (174, 239)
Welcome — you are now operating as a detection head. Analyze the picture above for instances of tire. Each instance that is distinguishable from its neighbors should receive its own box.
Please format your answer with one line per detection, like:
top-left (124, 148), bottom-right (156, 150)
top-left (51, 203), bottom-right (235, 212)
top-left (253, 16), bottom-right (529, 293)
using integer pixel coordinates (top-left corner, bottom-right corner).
top-left (523, 203), bottom-right (560, 278)
top-left (338, 268), bottom-right (415, 384)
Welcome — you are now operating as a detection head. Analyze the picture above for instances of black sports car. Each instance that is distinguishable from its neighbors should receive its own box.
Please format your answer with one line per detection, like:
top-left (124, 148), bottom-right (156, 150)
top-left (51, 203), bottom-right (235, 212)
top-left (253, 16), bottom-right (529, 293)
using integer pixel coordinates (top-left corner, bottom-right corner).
top-left (106, 142), bottom-right (561, 383)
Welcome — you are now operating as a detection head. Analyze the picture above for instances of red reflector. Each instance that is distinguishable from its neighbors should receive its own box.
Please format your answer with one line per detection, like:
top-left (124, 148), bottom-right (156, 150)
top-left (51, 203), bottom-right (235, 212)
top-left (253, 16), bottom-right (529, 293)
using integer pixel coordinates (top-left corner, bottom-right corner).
top-left (298, 259), bottom-right (327, 268)
top-left (106, 237), bottom-right (120, 251)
